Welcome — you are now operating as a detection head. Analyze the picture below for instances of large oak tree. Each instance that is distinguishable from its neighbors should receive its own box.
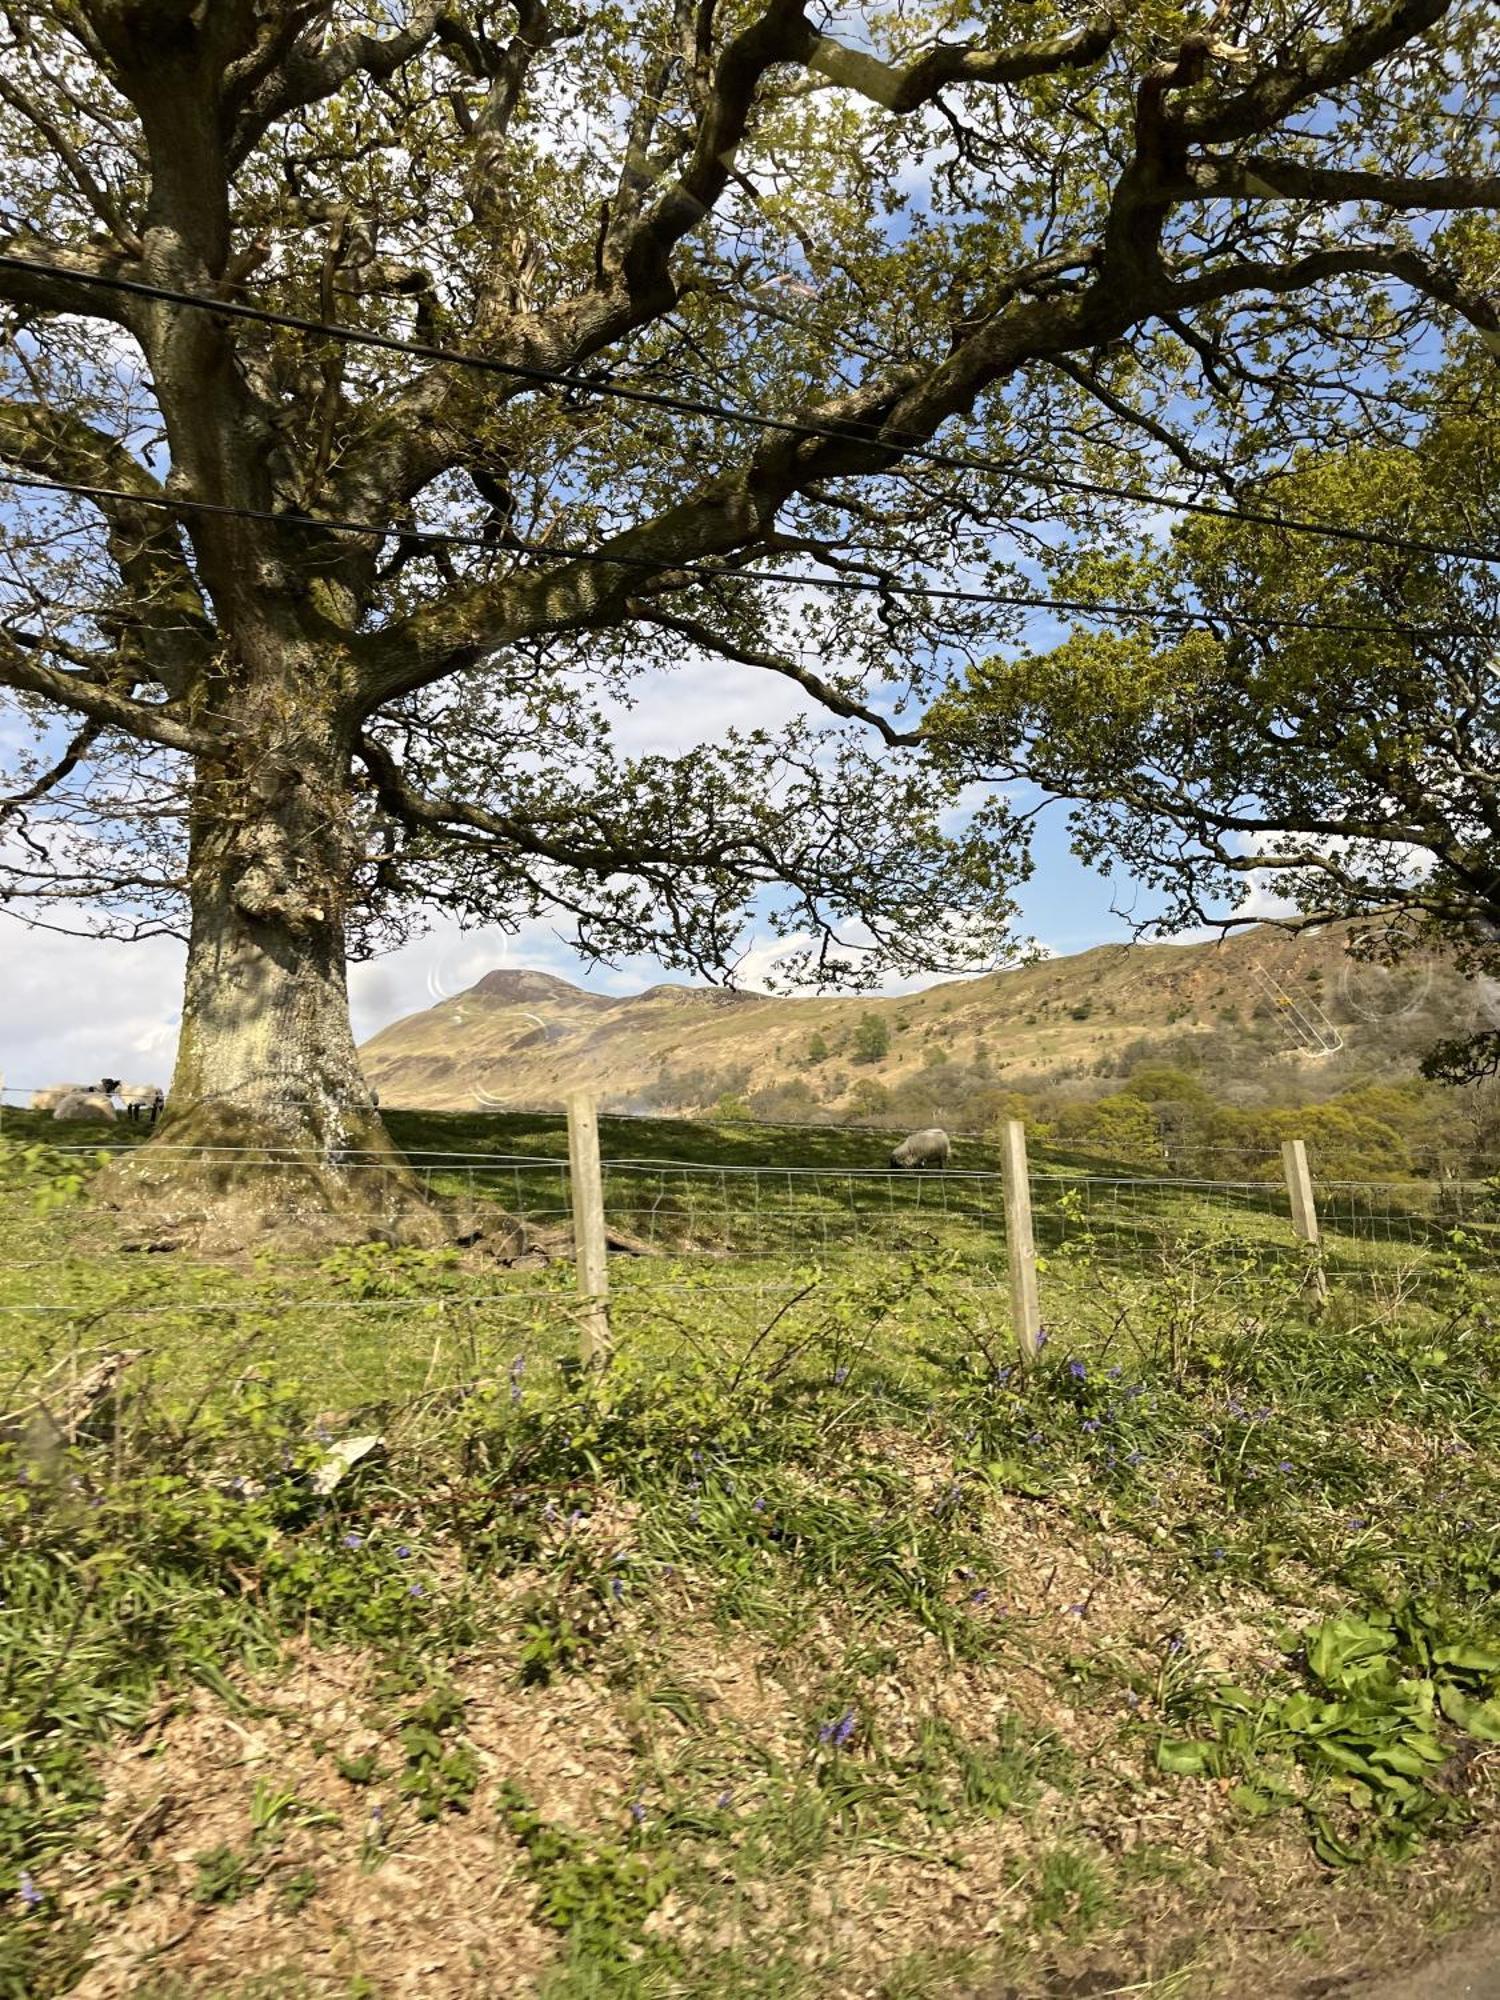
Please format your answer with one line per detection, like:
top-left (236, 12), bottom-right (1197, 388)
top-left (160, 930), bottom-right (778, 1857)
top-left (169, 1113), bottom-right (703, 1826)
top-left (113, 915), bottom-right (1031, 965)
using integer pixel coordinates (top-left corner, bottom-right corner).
top-left (0, 0), bottom-right (1496, 1241)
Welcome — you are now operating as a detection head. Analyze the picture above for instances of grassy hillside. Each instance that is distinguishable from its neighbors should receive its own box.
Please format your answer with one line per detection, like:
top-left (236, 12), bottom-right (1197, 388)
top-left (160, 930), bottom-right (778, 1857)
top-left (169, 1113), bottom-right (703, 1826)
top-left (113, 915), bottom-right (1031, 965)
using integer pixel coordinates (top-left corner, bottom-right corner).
top-left (360, 926), bottom-right (1494, 1144)
top-left (1, 1123), bottom-right (1497, 1998)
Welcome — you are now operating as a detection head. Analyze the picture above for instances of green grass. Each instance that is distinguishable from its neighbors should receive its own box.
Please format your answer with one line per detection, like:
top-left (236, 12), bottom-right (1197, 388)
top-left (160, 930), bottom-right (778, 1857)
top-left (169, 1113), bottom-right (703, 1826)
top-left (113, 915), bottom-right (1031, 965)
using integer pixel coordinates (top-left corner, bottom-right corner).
top-left (0, 1118), bottom-right (1497, 1997)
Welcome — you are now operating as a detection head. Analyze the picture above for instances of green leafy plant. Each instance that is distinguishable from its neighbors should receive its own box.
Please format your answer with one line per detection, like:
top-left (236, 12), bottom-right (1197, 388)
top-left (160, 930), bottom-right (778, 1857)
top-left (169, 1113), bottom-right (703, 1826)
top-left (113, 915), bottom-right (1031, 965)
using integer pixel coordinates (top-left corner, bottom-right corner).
top-left (1157, 1601), bottom-right (1500, 1863)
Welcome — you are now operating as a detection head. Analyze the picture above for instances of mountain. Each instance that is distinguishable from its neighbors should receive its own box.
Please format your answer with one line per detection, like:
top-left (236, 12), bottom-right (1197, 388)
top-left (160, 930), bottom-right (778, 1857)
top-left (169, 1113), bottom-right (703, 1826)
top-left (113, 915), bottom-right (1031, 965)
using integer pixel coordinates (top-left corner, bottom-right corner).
top-left (360, 925), bottom-right (1492, 1121)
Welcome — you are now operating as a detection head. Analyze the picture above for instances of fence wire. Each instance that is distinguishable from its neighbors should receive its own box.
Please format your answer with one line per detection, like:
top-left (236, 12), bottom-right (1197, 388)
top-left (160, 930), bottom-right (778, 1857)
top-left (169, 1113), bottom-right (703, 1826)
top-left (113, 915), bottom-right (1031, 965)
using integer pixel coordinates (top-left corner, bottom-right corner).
top-left (0, 1143), bottom-right (1494, 1420)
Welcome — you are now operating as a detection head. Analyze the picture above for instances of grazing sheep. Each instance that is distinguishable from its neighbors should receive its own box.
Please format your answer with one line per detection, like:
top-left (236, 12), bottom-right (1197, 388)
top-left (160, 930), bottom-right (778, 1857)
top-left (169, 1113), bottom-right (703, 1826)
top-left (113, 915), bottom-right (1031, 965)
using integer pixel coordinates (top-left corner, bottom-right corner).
top-left (52, 1090), bottom-right (117, 1123)
top-left (118, 1082), bottom-right (165, 1124)
top-left (30, 1084), bottom-right (85, 1112)
top-left (889, 1126), bottom-right (951, 1170)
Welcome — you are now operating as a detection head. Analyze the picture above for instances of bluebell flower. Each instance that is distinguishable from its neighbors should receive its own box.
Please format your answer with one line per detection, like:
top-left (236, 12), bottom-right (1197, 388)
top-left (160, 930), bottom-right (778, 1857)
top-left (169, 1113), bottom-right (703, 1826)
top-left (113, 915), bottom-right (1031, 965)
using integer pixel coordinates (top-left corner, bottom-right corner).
top-left (1125, 1450), bottom-right (1144, 1467)
top-left (1036, 1329), bottom-right (1049, 1350)
top-left (395, 1544), bottom-right (412, 1559)
top-left (1081, 1417), bottom-right (1100, 1434)
top-left (610, 1576), bottom-right (624, 1601)
top-left (1277, 1460), bottom-right (1294, 1473)
top-left (751, 1497), bottom-right (766, 1514)
top-left (407, 1583), bottom-right (426, 1599)
top-left (969, 1588), bottom-right (989, 1605)
top-left (833, 1366), bottom-right (850, 1387)
top-left (342, 1532), bottom-right (363, 1550)
top-left (1107, 1365), bottom-right (1123, 1380)
top-left (995, 1364), bottom-right (1012, 1385)
top-left (819, 1708), bottom-right (857, 1748)
top-left (717, 1789), bottom-right (734, 1809)
top-left (1068, 1359), bottom-right (1087, 1380)
top-left (1348, 1516), bottom-right (1367, 1530)
top-left (18, 1872), bottom-right (41, 1911)
top-left (630, 1800), bottom-right (646, 1824)
top-left (1066, 1602), bottom-right (1087, 1618)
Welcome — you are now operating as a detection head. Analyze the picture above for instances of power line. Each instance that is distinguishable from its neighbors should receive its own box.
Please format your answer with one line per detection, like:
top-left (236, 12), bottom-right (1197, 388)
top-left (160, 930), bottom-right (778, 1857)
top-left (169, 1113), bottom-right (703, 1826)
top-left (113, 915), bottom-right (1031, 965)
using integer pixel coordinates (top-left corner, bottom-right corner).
top-left (0, 468), bottom-right (1485, 644)
top-left (3, 251), bottom-right (1497, 569)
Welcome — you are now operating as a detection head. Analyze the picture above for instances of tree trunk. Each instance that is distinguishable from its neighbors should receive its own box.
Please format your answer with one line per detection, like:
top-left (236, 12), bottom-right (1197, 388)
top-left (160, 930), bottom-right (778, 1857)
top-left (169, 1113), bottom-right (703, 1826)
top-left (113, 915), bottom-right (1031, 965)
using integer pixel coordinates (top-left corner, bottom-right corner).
top-left (93, 693), bottom-right (448, 1252)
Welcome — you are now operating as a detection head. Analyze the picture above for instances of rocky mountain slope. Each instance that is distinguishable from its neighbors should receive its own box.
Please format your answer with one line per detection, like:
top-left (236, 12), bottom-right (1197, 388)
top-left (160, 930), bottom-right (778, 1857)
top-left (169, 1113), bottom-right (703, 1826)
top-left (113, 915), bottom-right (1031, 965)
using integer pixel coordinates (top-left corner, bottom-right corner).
top-left (360, 926), bottom-right (1492, 1118)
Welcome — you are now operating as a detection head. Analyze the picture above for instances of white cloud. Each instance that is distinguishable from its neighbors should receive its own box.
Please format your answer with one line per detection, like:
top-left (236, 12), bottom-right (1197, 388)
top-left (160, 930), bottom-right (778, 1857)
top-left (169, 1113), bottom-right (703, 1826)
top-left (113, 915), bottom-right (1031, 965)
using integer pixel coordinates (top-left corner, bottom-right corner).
top-left (0, 918), bottom-right (183, 1103)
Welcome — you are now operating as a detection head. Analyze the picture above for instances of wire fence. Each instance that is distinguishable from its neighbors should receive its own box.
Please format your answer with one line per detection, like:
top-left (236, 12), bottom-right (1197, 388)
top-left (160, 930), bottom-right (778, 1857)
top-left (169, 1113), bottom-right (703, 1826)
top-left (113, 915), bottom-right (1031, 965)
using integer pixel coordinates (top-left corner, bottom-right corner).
top-left (0, 1125), bottom-right (1495, 1417)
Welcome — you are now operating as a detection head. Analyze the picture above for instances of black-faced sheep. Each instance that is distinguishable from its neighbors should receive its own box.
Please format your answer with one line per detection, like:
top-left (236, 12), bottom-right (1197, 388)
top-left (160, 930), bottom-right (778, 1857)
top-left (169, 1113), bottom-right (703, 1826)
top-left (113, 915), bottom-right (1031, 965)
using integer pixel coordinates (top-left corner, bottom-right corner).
top-left (118, 1083), bottom-right (165, 1124)
top-left (51, 1089), bottom-right (117, 1123)
top-left (30, 1085), bottom-right (84, 1112)
top-left (889, 1127), bottom-right (951, 1170)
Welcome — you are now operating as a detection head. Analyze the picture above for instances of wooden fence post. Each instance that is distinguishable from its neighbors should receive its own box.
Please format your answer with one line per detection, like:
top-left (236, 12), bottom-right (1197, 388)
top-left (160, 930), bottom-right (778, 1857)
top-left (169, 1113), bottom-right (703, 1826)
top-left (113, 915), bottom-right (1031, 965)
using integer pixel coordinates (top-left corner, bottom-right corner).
top-left (566, 1092), bottom-right (612, 1364)
top-left (1282, 1137), bottom-right (1328, 1300)
top-left (999, 1118), bottom-right (1043, 1361)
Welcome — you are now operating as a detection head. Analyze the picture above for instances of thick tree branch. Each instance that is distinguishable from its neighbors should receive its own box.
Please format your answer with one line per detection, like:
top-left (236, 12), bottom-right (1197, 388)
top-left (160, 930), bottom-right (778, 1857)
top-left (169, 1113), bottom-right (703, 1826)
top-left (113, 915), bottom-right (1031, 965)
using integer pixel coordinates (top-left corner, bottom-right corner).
top-left (1178, 158), bottom-right (1500, 211)
top-left (791, 10), bottom-right (1118, 113)
top-left (226, 6), bottom-right (448, 165)
top-left (1176, 0), bottom-right (1454, 144)
top-left (0, 628), bottom-right (218, 754)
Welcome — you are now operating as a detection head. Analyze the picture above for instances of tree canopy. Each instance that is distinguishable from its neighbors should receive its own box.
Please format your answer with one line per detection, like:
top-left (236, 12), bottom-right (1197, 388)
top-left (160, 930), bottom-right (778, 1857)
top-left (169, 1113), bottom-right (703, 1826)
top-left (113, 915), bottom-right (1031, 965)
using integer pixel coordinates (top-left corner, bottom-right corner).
top-left (932, 354), bottom-right (1500, 1078)
top-left (0, 0), bottom-right (1496, 1232)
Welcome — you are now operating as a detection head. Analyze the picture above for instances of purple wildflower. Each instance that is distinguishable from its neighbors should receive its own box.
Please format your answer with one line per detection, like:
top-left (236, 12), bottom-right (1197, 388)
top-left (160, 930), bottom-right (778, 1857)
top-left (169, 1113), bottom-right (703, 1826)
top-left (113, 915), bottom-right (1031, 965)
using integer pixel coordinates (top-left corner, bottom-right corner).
top-left (833, 1366), bottom-right (850, 1387)
top-left (1125, 1450), bottom-right (1144, 1467)
top-left (819, 1709), bottom-right (857, 1749)
top-left (394, 1544), bottom-right (412, 1559)
top-left (1277, 1460), bottom-right (1294, 1473)
top-left (630, 1801), bottom-right (647, 1824)
top-left (751, 1497), bottom-right (766, 1514)
top-left (1035, 1329), bottom-right (1049, 1350)
top-left (1081, 1417), bottom-right (1100, 1434)
top-left (1068, 1359), bottom-right (1087, 1381)
top-left (1348, 1516), bottom-right (1367, 1530)
top-left (341, 1532), bottom-right (364, 1550)
top-left (18, 1872), bottom-right (41, 1911)
top-left (1066, 1602), bottom-right (1087, 1618)
top-left (717, 1789), bottom-right (734, 1810)
top-left (995, 1364), bottom-right (1013, 1386)
top-left (610, 1576), bottom-right (624, 1601)
top-left (407, 1582), bottom-right (426, 1599)
top-left (970, 1588), bottom-right (990, 1605)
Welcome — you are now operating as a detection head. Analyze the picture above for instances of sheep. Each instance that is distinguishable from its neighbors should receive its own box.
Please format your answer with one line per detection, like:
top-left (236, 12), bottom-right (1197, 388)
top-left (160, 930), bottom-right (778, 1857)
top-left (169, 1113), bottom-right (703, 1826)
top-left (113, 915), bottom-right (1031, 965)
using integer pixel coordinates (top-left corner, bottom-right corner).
top-left (889, 1126), bottom-right (951, 1171)
top-left (118, 1082), bottom-right (165, 1125)
top-left (51, 1090), bottom-right (117, 1123)
top-left (30, 1084), bottom-right (85, 1112)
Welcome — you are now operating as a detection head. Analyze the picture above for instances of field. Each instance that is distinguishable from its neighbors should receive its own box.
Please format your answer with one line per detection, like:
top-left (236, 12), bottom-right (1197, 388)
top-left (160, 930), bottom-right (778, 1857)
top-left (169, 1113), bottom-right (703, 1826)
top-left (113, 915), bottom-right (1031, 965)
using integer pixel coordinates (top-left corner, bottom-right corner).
top-left (2, 1108), bottom-right (1499, 1999)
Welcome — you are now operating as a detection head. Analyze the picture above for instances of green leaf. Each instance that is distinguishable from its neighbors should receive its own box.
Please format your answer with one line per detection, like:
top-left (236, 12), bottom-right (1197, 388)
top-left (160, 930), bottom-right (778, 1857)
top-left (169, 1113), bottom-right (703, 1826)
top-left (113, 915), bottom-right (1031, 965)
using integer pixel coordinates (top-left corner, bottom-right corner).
top-left (1438, 1684), bottom-right (1500, 1742)
top-left (1156, 1737), bottom-right (1219, 1776)
top-left (1432, 1641), bottom-right (1500, 1677)
top-left (1306, 1617), bottom-right (1396, 1692)
top-left (1227, 1784), bottom-right (1278, 1817)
